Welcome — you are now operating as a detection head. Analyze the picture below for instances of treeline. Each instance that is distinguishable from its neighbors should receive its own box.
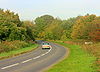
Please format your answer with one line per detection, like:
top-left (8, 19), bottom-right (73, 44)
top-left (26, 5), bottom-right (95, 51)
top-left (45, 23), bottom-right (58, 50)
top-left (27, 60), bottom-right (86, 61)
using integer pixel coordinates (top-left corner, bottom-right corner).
top-left (0, 9), bottom-right (35, 42)
top-left (34, 14), bottom-right (100, 41)
top-left (0, 9), bottom-right (36, 53)
top-left (0, 9), bottom-right (100, 42)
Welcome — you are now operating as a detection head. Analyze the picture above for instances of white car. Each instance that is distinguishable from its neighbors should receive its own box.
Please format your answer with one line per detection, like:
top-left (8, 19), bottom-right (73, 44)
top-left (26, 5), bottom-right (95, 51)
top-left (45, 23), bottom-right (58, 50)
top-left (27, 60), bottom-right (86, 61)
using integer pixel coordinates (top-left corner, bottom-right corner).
top-left (42, 42), bottom-right (51, 49)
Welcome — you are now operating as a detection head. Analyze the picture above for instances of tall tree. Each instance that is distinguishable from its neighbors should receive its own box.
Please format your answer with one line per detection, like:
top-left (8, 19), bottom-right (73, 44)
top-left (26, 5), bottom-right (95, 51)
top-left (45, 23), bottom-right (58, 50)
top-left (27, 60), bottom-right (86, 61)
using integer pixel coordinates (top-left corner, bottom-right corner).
top-left (71, 14), bottom-right (96, 39)
top-left (71, 14), bottom-right (100, 41)
top-left (22, 21), bottom-right (35, 41)
top-left (0, 9), bottom-right (30, 41)
top-left (34, 15), bottom-right (54, 38)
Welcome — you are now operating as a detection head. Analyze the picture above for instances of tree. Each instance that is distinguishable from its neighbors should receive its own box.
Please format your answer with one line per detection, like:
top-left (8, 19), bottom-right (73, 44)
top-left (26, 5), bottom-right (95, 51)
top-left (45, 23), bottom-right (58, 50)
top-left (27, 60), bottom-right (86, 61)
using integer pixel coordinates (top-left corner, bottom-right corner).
top-left (71, 14), bottom-right (96, 39)
top-left (22, 21), bottom-right (35, 41)
top-left (43, 18), bottom-right (63, 40)
top-left (0, 9), bottom-right (30, 41)
top-left (34, 15), bottom-right (54, 38)
top-left (61, 17), bottom-right (77, 38)
top-left (89, 19), bottom-right (100, 41)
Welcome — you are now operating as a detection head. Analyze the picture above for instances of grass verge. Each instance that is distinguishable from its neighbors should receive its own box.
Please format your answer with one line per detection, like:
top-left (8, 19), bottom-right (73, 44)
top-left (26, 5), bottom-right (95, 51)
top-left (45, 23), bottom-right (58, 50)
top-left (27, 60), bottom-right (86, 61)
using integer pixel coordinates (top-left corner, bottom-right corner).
top-left (46, 41), bottom-right (96, 72)
top-left (0, 44), bottom-right (38, 60)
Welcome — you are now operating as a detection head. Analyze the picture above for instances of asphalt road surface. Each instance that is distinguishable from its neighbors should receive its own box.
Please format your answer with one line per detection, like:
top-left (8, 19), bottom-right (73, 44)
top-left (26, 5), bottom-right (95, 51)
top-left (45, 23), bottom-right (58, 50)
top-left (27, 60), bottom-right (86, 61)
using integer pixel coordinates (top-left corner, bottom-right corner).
top-left (0, 40), bottom-right (67, 72)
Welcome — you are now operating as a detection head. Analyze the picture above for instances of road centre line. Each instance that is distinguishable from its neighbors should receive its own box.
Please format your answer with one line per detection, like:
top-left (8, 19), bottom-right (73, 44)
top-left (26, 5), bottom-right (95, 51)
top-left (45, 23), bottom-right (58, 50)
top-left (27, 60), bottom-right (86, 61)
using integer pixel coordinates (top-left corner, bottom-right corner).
top-left (1, 46), bottom-right (52, 70)
top-left (33, 56), bottom-right (41, 59)
top-left (1, 63), bottom-right (19, 69)
top-left (21, 59), bottom-right (32, 63)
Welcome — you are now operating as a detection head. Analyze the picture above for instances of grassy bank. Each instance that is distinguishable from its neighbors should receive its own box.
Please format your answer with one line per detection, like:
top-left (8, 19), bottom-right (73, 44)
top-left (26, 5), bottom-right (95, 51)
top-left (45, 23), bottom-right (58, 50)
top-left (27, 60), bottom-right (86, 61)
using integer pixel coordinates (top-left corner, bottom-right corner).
top-left (64, 40), bottom-right (100, 71)
top-left (0, 44), bottom-right (38, 60)
top-left (46, 41), bottom-right (96, 72)
top-left (0, 40), bottom-right (31, 53)
top-left (82, 42), bottom-right (100, 71)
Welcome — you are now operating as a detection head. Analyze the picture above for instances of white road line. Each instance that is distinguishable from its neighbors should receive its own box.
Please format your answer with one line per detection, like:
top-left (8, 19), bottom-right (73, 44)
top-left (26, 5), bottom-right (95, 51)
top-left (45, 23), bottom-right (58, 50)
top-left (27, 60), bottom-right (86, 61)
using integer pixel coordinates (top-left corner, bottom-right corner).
top-left (22, 59), bottom-right (32, 63)
top-left (44, 52), bottom-right (49, 55)
top-left (41, 54), bottom-right (45, 56)
top-left (33, 56), bottom-right (41, 59)
top-left (1, 63), bottom-right (19, 69)
top-left (1, 46), bottom-right (52, 70)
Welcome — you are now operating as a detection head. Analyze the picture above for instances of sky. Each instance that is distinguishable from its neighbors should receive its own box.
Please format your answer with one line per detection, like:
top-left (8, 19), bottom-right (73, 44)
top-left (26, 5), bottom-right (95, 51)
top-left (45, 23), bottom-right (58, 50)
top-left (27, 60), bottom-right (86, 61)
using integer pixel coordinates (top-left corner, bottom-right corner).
top-left (0, 0), bottom-right (100, 20)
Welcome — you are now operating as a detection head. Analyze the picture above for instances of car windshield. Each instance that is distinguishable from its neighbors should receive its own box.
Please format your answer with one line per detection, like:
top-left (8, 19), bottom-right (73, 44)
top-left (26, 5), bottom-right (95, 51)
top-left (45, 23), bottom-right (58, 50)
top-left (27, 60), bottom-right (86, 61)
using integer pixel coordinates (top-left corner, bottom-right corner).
top-left (42, 43), bottom-right (49, 45)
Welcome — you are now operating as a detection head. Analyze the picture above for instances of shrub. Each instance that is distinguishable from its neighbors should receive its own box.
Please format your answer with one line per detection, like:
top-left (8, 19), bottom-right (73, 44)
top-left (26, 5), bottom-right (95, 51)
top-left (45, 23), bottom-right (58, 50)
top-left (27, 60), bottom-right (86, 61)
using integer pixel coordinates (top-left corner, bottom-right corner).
top-left (0, 40), bottom-right (30, 53)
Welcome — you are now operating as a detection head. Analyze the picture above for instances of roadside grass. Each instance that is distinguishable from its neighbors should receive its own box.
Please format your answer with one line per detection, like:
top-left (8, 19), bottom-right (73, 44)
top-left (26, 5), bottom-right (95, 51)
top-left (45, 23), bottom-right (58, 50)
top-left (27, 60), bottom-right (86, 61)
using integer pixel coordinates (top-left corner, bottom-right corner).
top-left (46, 41), bottom-right (96, 72)
top-left (64, 39), bottom-right (100, 71)
top-left (82, 42), bottom-right (100, 71)
top-left (0, 44), bottom-right (38, 60)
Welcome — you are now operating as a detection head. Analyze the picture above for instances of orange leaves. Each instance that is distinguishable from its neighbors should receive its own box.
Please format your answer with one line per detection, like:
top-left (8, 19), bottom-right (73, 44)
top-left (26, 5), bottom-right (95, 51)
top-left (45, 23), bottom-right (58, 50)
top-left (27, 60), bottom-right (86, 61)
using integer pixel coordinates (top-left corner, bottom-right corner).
top-left (71, 14), bottom-right (100, 41)
top-left (89, 29), bottom-right (100, 41)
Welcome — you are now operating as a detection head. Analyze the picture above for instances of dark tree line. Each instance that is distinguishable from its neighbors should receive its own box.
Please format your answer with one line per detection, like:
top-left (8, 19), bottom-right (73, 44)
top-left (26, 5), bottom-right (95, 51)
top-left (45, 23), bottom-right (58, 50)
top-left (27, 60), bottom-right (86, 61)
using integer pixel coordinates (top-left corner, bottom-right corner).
top-left (0, 9), bottom-right (35, 42)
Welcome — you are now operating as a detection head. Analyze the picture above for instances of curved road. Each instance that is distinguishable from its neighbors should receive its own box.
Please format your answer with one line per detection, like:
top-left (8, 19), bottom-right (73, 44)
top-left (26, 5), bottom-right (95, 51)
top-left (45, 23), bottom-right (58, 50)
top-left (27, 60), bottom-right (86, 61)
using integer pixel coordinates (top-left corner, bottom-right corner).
top-left (0, 41), bottom-right (67, 72)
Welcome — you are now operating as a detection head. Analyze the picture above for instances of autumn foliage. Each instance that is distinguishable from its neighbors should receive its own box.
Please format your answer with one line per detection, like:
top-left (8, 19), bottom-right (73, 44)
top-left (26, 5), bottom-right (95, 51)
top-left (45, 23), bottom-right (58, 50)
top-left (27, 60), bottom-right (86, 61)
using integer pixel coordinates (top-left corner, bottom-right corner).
top-left (71, 14), bottom-right (100, 41)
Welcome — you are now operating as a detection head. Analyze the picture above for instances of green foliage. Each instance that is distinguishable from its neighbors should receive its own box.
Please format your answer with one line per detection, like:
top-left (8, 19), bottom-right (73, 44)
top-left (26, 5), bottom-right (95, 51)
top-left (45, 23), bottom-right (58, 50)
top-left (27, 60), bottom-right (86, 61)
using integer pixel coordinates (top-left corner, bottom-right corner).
top-left (61, 18), bottom-right (78, 39)
top-left (0, 9), bottom-right (100, 42)
top-left (44, 18), bottom-right (63, 40)
top-left (35, 15), bottom-right (54, 28)
top-left (0, 8), bottom-right (100, 53)
top-left (34, 14), bottom-right (100, 41)
top-left (34, 15), bottom-right (54, 38)
top-left (34, 15), bottom-right (78, 40)
top-left (22, 21), bottom-right (35, 41)
top-left (0, 9), bottom-right (35, 42)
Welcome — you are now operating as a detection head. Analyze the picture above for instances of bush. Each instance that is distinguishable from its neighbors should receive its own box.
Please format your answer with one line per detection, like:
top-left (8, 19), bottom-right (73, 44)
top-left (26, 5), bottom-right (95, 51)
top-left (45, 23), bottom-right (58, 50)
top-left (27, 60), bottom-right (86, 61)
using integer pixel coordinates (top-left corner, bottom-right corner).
top-left (0, 40), bottom-right (30, 53)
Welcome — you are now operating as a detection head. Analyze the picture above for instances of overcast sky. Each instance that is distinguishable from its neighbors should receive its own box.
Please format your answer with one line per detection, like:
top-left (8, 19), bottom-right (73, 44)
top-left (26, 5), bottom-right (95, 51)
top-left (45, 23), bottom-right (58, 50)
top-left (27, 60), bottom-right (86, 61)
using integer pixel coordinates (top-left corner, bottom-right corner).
top-left (0, 0), bottom-right (100, 20)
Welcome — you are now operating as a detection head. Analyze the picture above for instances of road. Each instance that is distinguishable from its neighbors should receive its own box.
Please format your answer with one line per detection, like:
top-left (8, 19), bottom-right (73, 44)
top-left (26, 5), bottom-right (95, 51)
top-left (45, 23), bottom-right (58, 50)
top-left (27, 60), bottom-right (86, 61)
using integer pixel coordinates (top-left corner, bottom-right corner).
top-left (0, 41), bottom-right (67, 72)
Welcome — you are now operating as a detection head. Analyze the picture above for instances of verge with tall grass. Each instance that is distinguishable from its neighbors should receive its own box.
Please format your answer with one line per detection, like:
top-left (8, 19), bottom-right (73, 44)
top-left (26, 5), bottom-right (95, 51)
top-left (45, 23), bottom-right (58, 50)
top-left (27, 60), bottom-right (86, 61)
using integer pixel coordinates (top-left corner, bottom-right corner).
top-left (0, 40), bottom-right (38, 60)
